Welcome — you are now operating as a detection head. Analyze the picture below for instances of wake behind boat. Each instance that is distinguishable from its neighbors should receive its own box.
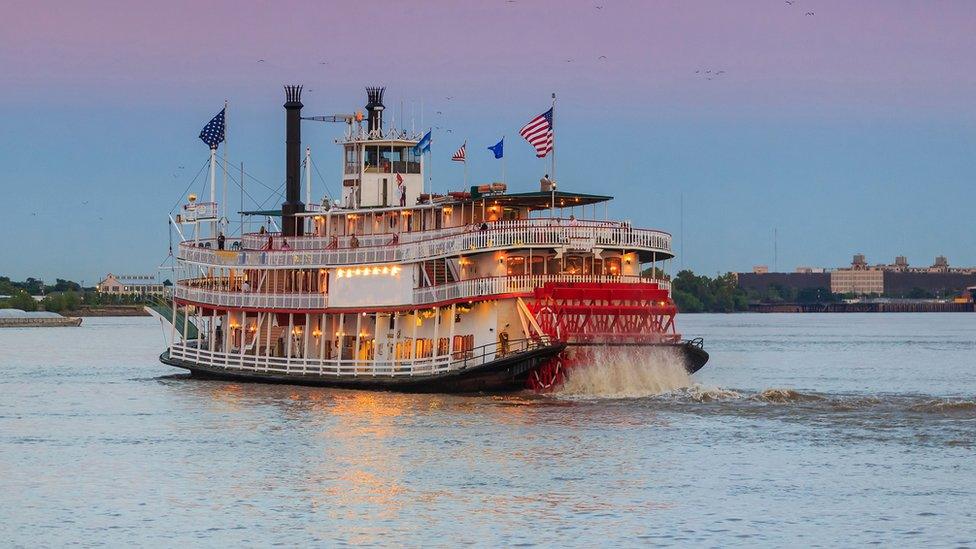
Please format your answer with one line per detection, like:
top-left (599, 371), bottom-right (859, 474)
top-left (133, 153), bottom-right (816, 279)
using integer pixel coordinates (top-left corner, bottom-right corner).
top-left (152, 85), bottom-right (708, 392)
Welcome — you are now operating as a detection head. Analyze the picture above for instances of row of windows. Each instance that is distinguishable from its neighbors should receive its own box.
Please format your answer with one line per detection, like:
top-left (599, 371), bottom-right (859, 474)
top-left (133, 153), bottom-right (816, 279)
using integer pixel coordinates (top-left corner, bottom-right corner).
top-left (346, 145), bottom-right (422, 174)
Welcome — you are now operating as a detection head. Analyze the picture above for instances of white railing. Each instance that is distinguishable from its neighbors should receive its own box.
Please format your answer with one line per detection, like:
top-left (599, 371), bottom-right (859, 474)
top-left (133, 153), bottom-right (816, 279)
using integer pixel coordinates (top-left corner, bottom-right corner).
top-left (173, 274), bottom-right (668, 310)
top-left (180, 220), bottom-right (672, 268)
top-left (174, 285), bottom-right (329, 309)
top-left (412, 274), bottom-right (670, 305)
top-left (168, 337), bottom-right (547, 378)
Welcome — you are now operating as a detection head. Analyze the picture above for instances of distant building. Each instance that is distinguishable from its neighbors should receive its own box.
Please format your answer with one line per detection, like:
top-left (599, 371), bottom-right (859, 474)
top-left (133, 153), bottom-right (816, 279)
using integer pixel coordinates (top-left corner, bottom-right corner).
top-left (737, 271), bottom-right (830, 293)
top-left (741, 254), bottom-right (976, 298)
top-left (96, 274), bottom-right (165, 296)
top-left (831, 269), bottom-right (884, 294)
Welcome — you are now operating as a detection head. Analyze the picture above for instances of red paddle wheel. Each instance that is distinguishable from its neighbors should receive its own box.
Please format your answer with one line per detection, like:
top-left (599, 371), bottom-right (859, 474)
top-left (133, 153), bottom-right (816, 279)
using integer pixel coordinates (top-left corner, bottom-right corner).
top-left (525, 282), bottom-right (681, 391)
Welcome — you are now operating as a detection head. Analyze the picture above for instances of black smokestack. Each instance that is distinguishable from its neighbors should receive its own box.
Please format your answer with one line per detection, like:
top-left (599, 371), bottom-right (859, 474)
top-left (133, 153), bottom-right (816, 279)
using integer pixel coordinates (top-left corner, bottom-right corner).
top-left (365, 86), bottom-right (385, 134)
top-left (282, 85), bottom-right (305, 237)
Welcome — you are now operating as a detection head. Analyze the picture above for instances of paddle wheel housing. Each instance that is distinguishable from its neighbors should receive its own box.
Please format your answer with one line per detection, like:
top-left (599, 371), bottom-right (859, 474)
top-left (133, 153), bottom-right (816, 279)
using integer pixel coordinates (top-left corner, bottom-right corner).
top-left (525, 282), bottom-right (681, 391)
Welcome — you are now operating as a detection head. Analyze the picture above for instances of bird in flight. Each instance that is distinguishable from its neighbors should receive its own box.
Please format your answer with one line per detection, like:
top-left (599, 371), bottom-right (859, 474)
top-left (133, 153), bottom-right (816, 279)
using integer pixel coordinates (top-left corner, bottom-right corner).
top-left (257, 59), bottom-right (265, 63)
top-left (595, 5), bottom-right (603, 9)
top-left (806, 11), bottom-right (814, 15)
top-left (598, 55), bottom-right (607, 60)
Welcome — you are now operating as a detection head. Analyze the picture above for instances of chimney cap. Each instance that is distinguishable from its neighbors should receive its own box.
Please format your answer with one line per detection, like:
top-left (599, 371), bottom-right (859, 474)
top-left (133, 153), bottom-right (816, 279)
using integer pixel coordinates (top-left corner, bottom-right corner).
top-left (284, 84), bottom-right (303, 105)
top-left (365, 86), bottom-right (386, 109)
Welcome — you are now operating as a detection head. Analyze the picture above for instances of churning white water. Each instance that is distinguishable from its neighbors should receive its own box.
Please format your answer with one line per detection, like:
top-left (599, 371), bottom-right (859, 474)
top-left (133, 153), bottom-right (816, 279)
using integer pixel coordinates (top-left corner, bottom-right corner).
top-left (555, 346), bottom-right (694, 398)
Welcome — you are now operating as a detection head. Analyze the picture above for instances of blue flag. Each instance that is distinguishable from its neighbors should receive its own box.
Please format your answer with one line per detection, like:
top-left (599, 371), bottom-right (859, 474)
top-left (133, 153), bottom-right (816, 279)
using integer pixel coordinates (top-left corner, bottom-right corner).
top-left (414, 130), bottom-right (432, 155)
top-left (488, 138), bottom-right (504, 159)
top-left (199, 108), bottom-right (225, 149)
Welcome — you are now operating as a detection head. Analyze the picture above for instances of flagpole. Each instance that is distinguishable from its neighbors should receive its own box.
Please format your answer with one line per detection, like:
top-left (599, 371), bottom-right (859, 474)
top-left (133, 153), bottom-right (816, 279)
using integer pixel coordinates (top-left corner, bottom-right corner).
top-left (240, 162), bottom-right (244, 237)
top-left (550, 93), bottom-right (556, 213)
top-left (501, 135), bottom-right (506, 185)
top-left (463, 140), bottom-right (468, 187)
top-left (209, 146), bottom-right (217, 236)
top-left (550, 93), bottom-right (556, 183)
top-left (222, 99), bottom-right (228, 231)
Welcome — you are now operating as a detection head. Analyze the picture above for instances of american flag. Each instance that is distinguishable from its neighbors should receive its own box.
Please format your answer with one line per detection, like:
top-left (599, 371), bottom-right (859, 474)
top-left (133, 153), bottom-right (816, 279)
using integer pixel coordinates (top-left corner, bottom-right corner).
top-left (519, 108), bottom-right (553, 158)
top-left (451, 142), bottom-right (466, 162)
top-left (199, 108), bottom-right (225, 149)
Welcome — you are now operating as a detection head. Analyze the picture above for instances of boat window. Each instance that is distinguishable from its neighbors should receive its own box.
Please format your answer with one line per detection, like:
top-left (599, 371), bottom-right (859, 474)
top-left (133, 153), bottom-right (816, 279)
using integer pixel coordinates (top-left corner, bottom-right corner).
top-left (564, 255), bottom-right (584, 275)
top-left (506, 256), bottom-right (526, 276)
top-left (605, 257), bottom-right (622, 276)
top-left (587, 258), bottom-right (603, 275)
top-left (344, 145), bottom-right (360, 174)
top-left (546, 257), bottom-right (561, 275)
top-left (364, 146), bottom-right (382, 173)
top-left (381, 147), bottom-right (401, 173)
top-left (530, 256), bottom-right (546, 275)
top-left (404, 146), bottom-right (422, 174)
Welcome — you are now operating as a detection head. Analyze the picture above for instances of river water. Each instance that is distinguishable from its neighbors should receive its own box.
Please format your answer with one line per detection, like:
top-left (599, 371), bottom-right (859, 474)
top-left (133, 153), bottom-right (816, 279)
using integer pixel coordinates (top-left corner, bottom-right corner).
top-left (1, 314), bottom-right (974, 546)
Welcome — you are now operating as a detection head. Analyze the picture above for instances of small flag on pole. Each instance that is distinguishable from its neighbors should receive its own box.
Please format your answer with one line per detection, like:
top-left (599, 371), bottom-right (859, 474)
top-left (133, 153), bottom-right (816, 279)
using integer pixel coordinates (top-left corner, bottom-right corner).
top-left (199, 108), bottom-right (226, 149)
top-left (414, 130), bottom-right (432, 155)
top-left (488, 138), bottom-right (504, 159)
top-left (452, 142), bottom-right (467, 162)
top-left (519, 108), bottom-right (553, 158)
top-left (396, 172), bottom-right (404, 185)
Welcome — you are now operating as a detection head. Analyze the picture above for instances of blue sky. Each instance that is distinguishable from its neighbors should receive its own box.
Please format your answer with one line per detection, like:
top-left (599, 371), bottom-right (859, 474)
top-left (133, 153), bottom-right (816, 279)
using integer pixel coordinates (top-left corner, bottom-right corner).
top-left (1, 1), bottom-right (974, 283)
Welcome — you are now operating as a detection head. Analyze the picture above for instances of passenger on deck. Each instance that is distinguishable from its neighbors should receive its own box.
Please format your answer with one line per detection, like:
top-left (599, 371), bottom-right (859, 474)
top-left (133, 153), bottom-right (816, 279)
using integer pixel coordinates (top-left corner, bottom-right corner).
top-left (217, 232), bottom-right (225, 250)
top-left (480, 222), bottom-right (489, 231)
top-left (281, 239), bottom-right (291, 251)
top-left (265, 235), bottom-right (274, 250)
top-left (350, 234), bottom-right (360, 248)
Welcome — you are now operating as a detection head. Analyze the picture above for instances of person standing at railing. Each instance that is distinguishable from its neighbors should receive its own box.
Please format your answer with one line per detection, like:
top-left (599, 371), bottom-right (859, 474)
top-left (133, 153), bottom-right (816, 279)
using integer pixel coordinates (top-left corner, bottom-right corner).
top-left (242, 280), bottom-right (250, 293)
top-left (217, 232), bottom-right (225, 250)
top-left (498, 325), bottom-right (510, 356)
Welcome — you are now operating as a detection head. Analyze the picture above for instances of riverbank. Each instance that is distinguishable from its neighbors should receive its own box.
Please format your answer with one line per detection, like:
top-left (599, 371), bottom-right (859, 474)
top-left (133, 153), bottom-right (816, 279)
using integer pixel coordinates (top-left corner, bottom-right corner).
top-left (748, 301), bottom-right (973, 313)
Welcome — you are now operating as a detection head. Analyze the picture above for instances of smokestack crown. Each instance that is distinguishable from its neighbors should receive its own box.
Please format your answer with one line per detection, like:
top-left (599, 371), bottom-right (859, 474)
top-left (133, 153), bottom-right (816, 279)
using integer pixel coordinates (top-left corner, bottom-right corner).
top-left (365, 86), bottom-right (386, 133)
top-left (285, 84), bottom-right (303, 106)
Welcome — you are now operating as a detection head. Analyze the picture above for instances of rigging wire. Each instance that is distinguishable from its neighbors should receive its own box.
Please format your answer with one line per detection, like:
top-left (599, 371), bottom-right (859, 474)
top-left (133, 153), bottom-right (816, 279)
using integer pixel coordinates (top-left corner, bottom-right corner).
top-left (310, 156), bottom-right (338, 203)
top-left (167, 157), bottom-right (211, 215)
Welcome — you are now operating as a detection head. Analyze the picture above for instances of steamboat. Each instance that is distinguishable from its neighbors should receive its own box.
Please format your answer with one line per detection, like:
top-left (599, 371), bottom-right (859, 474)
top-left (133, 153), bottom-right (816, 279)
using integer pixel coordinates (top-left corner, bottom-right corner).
top-left (153, 85), bottom-right (708, 392)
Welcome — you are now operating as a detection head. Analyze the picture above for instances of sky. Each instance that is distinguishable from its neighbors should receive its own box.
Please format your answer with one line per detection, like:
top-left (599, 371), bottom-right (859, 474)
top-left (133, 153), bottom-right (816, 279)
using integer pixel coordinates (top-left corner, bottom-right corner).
top-left (1, 0), bottom-right (975, 283)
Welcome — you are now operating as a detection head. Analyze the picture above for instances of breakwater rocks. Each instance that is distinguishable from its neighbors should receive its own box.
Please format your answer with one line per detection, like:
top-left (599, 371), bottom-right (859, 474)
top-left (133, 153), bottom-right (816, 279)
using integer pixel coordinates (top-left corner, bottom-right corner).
top-left (0, 316), bottom-right (82, 327)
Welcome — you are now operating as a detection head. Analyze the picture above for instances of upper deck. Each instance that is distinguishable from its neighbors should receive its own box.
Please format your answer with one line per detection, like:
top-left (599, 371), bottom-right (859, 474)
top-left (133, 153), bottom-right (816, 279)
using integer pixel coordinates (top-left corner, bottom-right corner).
top-left (178, 217), bottom-right (672, 268)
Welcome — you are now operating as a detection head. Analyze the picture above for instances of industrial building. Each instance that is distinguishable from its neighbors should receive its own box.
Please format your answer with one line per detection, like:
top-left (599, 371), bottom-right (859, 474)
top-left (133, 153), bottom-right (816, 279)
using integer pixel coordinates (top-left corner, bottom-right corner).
top-left (739, 255), bottom-right (976, 297)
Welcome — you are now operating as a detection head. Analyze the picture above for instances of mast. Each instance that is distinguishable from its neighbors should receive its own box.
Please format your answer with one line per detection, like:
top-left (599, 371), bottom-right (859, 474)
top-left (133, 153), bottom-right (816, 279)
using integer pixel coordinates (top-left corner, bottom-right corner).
top-left (305, 146), bottom-right (312, 207)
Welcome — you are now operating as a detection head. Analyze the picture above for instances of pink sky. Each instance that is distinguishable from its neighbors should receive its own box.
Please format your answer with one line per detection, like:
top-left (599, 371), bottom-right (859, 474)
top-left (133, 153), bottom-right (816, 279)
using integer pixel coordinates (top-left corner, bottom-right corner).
top-left (3, 0), bottom-right (975, 117)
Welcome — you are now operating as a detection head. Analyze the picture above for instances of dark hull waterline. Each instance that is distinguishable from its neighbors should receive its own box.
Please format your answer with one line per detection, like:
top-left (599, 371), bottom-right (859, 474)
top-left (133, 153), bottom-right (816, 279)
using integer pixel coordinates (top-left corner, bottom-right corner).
top-left (160, 340), bottom-right (708, 393)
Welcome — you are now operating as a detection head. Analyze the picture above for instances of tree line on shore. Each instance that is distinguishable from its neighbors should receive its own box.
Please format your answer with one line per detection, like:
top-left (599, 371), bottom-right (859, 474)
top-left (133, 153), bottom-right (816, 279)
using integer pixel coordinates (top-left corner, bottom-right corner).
top-left (0, 276), bottom-right (161, 313)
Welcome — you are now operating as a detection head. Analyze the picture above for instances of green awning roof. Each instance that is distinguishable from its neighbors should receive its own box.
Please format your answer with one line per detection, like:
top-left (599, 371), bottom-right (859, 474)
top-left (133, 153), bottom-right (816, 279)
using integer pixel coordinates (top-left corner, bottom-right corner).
top-left (239, 209), bottom-right (282, 217)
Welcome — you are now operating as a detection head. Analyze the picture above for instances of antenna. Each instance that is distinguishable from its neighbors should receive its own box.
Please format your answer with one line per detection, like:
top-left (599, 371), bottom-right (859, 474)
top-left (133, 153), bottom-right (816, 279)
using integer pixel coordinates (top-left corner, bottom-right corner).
top-left (774, 227), bottom-right (778, 272)
top-left (680, 192), bottom-right (684, 271)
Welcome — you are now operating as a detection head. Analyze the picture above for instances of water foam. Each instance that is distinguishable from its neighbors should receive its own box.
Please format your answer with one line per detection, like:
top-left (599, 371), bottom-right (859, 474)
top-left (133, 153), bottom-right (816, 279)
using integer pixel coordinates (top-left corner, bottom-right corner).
top-left (554, 346), bottom-right (694, 399)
